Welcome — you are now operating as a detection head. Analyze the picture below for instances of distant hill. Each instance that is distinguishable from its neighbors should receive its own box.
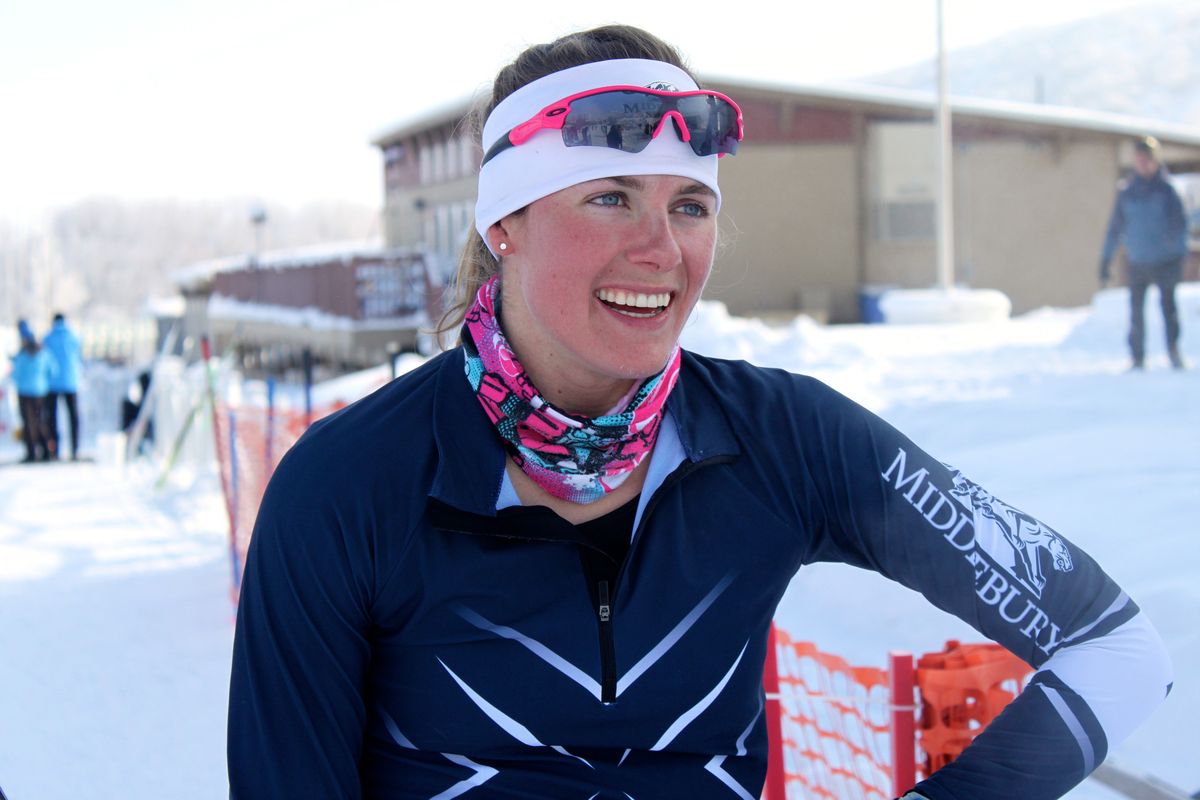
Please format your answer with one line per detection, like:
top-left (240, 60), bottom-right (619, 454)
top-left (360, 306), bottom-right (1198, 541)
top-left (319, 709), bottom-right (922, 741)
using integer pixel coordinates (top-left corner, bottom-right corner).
top-left (859, 1), bottom-right (1200, 127)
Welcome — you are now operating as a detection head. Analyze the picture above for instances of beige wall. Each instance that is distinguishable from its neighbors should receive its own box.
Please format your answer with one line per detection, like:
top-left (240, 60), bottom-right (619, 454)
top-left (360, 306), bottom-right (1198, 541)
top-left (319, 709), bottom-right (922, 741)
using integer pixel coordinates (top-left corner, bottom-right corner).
top-left (955, 136), bottom-right (1117, 313)
top-left (383, 175), bottom-right (477, 249)
top-left (709, 143), bottom-right (861, 322)
top-left (865, 134), bottom-right (1120, 315)
top-left (864, 240), bottom-right (935, 288)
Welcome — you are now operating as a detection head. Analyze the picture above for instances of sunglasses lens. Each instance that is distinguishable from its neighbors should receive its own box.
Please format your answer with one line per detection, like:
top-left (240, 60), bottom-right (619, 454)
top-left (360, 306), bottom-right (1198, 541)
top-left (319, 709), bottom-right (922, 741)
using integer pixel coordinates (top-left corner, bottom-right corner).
top-left (675, 95), bottom-right (741, 157)
top-left (560, 91), bottom-right (660, 154)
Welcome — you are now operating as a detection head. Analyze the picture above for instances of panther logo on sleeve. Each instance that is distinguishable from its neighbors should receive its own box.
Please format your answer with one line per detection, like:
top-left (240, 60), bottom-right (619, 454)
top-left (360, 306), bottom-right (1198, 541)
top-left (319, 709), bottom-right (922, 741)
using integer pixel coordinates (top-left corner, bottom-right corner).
top-left (949, 471), bottom-right (1074, 598)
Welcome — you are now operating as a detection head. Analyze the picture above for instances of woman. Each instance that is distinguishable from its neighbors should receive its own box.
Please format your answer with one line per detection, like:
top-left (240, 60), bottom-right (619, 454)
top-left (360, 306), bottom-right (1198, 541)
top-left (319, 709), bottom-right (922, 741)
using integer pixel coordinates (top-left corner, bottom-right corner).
top-left (229, 26), bottom-right (1171, 800)
top-left (10, 320), bottom-right (54, 463)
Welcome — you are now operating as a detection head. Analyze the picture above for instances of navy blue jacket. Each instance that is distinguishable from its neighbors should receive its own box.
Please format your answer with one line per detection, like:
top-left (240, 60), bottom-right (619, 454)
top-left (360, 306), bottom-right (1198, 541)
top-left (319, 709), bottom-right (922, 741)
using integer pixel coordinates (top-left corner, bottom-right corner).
top-left (1100, 168), bottom-right (1188, 274)
top-left (228, 348), bottom-right (1171, 799)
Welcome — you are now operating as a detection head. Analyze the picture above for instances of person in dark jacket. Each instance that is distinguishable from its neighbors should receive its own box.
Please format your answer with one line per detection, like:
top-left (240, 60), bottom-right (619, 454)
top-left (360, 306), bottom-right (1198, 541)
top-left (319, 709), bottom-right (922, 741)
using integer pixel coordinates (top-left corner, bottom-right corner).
top-left (43, 312), bottom-right (83, 460)
top-left (1099, 136), bottom-right (1189, 370)
top-left (229, 26), bottom-right (1172, 800)
top-left (10, 320), bottom-right (55, 462)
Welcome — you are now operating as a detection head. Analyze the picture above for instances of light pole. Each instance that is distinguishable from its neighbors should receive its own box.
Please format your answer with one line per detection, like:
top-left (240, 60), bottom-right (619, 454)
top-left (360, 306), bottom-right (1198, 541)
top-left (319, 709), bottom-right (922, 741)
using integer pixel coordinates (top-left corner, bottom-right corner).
top-left (934, 0), bottom-right (955, 291)
top-left (249, 205), bottom-right (268, 309)
top-left (249, 204), bottom-right (268, 269)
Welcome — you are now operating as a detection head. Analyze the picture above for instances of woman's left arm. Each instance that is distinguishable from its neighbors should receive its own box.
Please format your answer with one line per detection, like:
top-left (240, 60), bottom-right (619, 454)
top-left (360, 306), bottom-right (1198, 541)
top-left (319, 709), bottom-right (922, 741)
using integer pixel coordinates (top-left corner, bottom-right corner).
top-left (798, 378), bottom-right (1173, 800)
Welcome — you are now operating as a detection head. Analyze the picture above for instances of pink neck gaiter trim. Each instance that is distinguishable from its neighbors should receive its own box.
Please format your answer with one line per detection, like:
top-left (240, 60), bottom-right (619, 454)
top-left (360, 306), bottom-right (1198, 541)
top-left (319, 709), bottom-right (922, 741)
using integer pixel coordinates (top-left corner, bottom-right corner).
top-left (461, 276), bottom-right (681, 504)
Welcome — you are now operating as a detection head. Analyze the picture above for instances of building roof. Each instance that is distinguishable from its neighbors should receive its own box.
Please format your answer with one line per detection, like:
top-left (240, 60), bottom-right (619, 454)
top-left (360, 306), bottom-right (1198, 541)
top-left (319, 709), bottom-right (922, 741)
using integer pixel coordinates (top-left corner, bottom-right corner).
top-left (373, 93), bottom-right (480, 147)
top-left (371, 74), bottom-right (1200, 152)
top-left (173, 238), bottom-right (388, 290)
top-left (706, 74), bottom-right (1200, 149)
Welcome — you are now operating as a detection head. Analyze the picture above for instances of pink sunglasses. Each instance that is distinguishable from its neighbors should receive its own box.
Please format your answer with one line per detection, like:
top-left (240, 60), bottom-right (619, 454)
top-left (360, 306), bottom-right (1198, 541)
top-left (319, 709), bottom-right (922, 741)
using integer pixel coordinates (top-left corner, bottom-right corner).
top-left (482, 85), bottom-right (744, 166)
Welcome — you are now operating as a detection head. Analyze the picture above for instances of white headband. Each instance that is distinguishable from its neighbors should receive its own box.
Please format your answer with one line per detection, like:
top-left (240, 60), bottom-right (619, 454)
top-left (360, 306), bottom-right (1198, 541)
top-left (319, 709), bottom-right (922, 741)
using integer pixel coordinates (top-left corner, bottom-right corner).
top-left (474, 58), bottom-right (723, 256)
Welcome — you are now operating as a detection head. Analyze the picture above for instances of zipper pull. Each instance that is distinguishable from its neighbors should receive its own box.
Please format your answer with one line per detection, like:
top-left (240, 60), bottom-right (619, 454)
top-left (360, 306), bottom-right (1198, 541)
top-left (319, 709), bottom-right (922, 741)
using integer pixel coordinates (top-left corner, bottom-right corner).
top-left (598, 580), bottom-right (611, 622)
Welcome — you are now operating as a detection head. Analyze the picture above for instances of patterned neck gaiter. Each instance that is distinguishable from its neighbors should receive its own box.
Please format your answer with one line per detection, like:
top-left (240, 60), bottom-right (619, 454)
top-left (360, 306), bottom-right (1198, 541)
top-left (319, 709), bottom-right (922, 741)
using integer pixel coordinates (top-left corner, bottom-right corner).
top-left (461, 276), bottom-right (681, 505)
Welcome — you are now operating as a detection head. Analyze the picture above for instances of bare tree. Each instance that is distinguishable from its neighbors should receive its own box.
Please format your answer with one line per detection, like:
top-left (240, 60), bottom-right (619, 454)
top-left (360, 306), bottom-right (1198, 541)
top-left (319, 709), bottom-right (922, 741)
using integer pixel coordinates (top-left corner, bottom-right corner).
top-left (32, 197), bottom-right (381, 321)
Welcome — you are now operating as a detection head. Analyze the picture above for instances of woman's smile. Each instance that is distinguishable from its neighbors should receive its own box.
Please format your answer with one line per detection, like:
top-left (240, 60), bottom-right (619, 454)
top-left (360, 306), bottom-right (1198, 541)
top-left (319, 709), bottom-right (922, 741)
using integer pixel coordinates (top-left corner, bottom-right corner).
top-left (594, 288), bottom-right (674, 318)
top-left (494, 174), bottom-right (715, 415)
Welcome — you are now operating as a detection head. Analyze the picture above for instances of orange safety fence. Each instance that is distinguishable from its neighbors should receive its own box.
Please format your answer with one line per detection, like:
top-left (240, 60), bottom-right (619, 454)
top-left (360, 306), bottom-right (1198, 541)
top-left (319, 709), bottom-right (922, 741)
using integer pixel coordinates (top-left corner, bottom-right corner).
top-left (211, 393), bottom-right (372, 603)
top-left (766, 628), bottom-right (898, 800)
top-left (202, 337), bottom-right (393, 603)
top-left (915, 640), bottom-right (1033, 778)
top-left (214, 403), bottom-right (300, 597)
top-left (763, 629), bottom-right (1034, 799)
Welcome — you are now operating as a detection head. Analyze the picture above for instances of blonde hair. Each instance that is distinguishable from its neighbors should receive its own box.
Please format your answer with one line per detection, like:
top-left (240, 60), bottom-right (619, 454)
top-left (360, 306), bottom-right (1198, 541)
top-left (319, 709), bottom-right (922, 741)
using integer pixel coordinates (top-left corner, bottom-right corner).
top-left (434, 25), bottom-right (694, 344)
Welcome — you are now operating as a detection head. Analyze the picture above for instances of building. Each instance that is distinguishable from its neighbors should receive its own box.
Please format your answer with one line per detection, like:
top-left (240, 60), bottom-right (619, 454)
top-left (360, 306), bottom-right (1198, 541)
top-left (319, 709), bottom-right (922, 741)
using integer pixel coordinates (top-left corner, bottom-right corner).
top-left (376, 97), bottom-right (481, 291)
top-left (373, 79), bottom-right (1200, 323)
top-left (175, 241), bottom-right (440, 375)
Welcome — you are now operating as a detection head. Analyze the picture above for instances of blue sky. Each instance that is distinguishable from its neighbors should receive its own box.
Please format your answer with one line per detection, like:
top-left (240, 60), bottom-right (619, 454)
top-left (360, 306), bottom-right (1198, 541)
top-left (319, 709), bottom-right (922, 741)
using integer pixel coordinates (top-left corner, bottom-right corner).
top-left (0, 0), bottom-right (1164, 226)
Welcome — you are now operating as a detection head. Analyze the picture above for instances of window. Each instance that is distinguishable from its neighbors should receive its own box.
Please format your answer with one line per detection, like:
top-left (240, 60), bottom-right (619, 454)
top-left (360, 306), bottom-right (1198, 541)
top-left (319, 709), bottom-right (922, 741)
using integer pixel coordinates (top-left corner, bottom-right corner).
top-left (432, 138), bottom-right (445, 183)
top-left (868, 122), bottom-right (937, 242)
top-left (383, 143), bottom-right (406, 166)
top-left (459, 135), bottom-right (475, 175)
top-left (436, 205), bottom-right (451, 255)
top-left (423, 210), bottom-right (436, 250)
top-left (418, 141), bottom-right (431, 185)
top-left (872, 200), bottom-right (936, 241)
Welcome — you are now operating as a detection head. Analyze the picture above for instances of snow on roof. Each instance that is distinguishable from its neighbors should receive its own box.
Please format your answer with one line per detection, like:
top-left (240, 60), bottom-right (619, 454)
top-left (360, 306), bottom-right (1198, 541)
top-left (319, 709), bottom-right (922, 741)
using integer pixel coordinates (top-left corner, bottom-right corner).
top-left (144, 294), bottom-right (186, 318)
top-left (208, 294), bottom-right (356, 331)
top-left (207, 294), bottom-right (427, 331)
top-left (173, 238), bottom-right (389, 289)
top-left (372, 92), bottom-right (481, 147)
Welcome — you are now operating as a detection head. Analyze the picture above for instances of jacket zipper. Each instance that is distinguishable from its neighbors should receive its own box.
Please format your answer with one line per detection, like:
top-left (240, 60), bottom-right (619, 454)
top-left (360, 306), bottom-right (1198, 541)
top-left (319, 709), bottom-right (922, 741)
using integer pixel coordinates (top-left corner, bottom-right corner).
top-left (597, 580), bottom-right (617, 703)
top-left (591, 454), bottom-right (734, 707)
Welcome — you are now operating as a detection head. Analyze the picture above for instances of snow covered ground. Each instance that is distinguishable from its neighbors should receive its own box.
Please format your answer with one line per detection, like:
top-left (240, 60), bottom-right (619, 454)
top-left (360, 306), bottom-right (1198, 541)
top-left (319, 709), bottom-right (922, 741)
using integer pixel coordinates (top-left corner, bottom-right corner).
top-left (0, 285), bottom-right (1196, 799)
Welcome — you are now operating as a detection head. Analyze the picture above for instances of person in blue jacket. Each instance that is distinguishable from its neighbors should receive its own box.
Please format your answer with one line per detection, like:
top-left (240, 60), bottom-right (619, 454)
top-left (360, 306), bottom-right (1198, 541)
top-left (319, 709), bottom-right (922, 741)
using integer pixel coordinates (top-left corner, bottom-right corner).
top-left (1099, 136), bottom-right (1189, 370)
top-left (10, 320), bottom-right (55, 462)
top-left (228, 26), bottom-right (1172, 800)
top-left (42, 312), bottom-right (83, 460)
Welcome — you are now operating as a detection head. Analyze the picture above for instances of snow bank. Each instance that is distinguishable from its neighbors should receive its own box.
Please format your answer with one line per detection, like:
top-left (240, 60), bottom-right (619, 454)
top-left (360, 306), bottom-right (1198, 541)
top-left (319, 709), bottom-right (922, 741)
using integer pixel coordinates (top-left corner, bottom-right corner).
top-left (1062, 284), bottom-right (1200, 360)
top-left (878, 286), bottom-right (1013, 324)
top-left (680, 300), bottom-right (868, 372)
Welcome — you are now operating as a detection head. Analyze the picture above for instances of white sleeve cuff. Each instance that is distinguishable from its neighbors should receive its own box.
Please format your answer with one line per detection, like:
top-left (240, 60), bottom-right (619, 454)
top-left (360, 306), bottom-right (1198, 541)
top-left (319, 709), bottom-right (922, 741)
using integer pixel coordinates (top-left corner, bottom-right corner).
top-left (1037, 611), bottom-right (1173, 749)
